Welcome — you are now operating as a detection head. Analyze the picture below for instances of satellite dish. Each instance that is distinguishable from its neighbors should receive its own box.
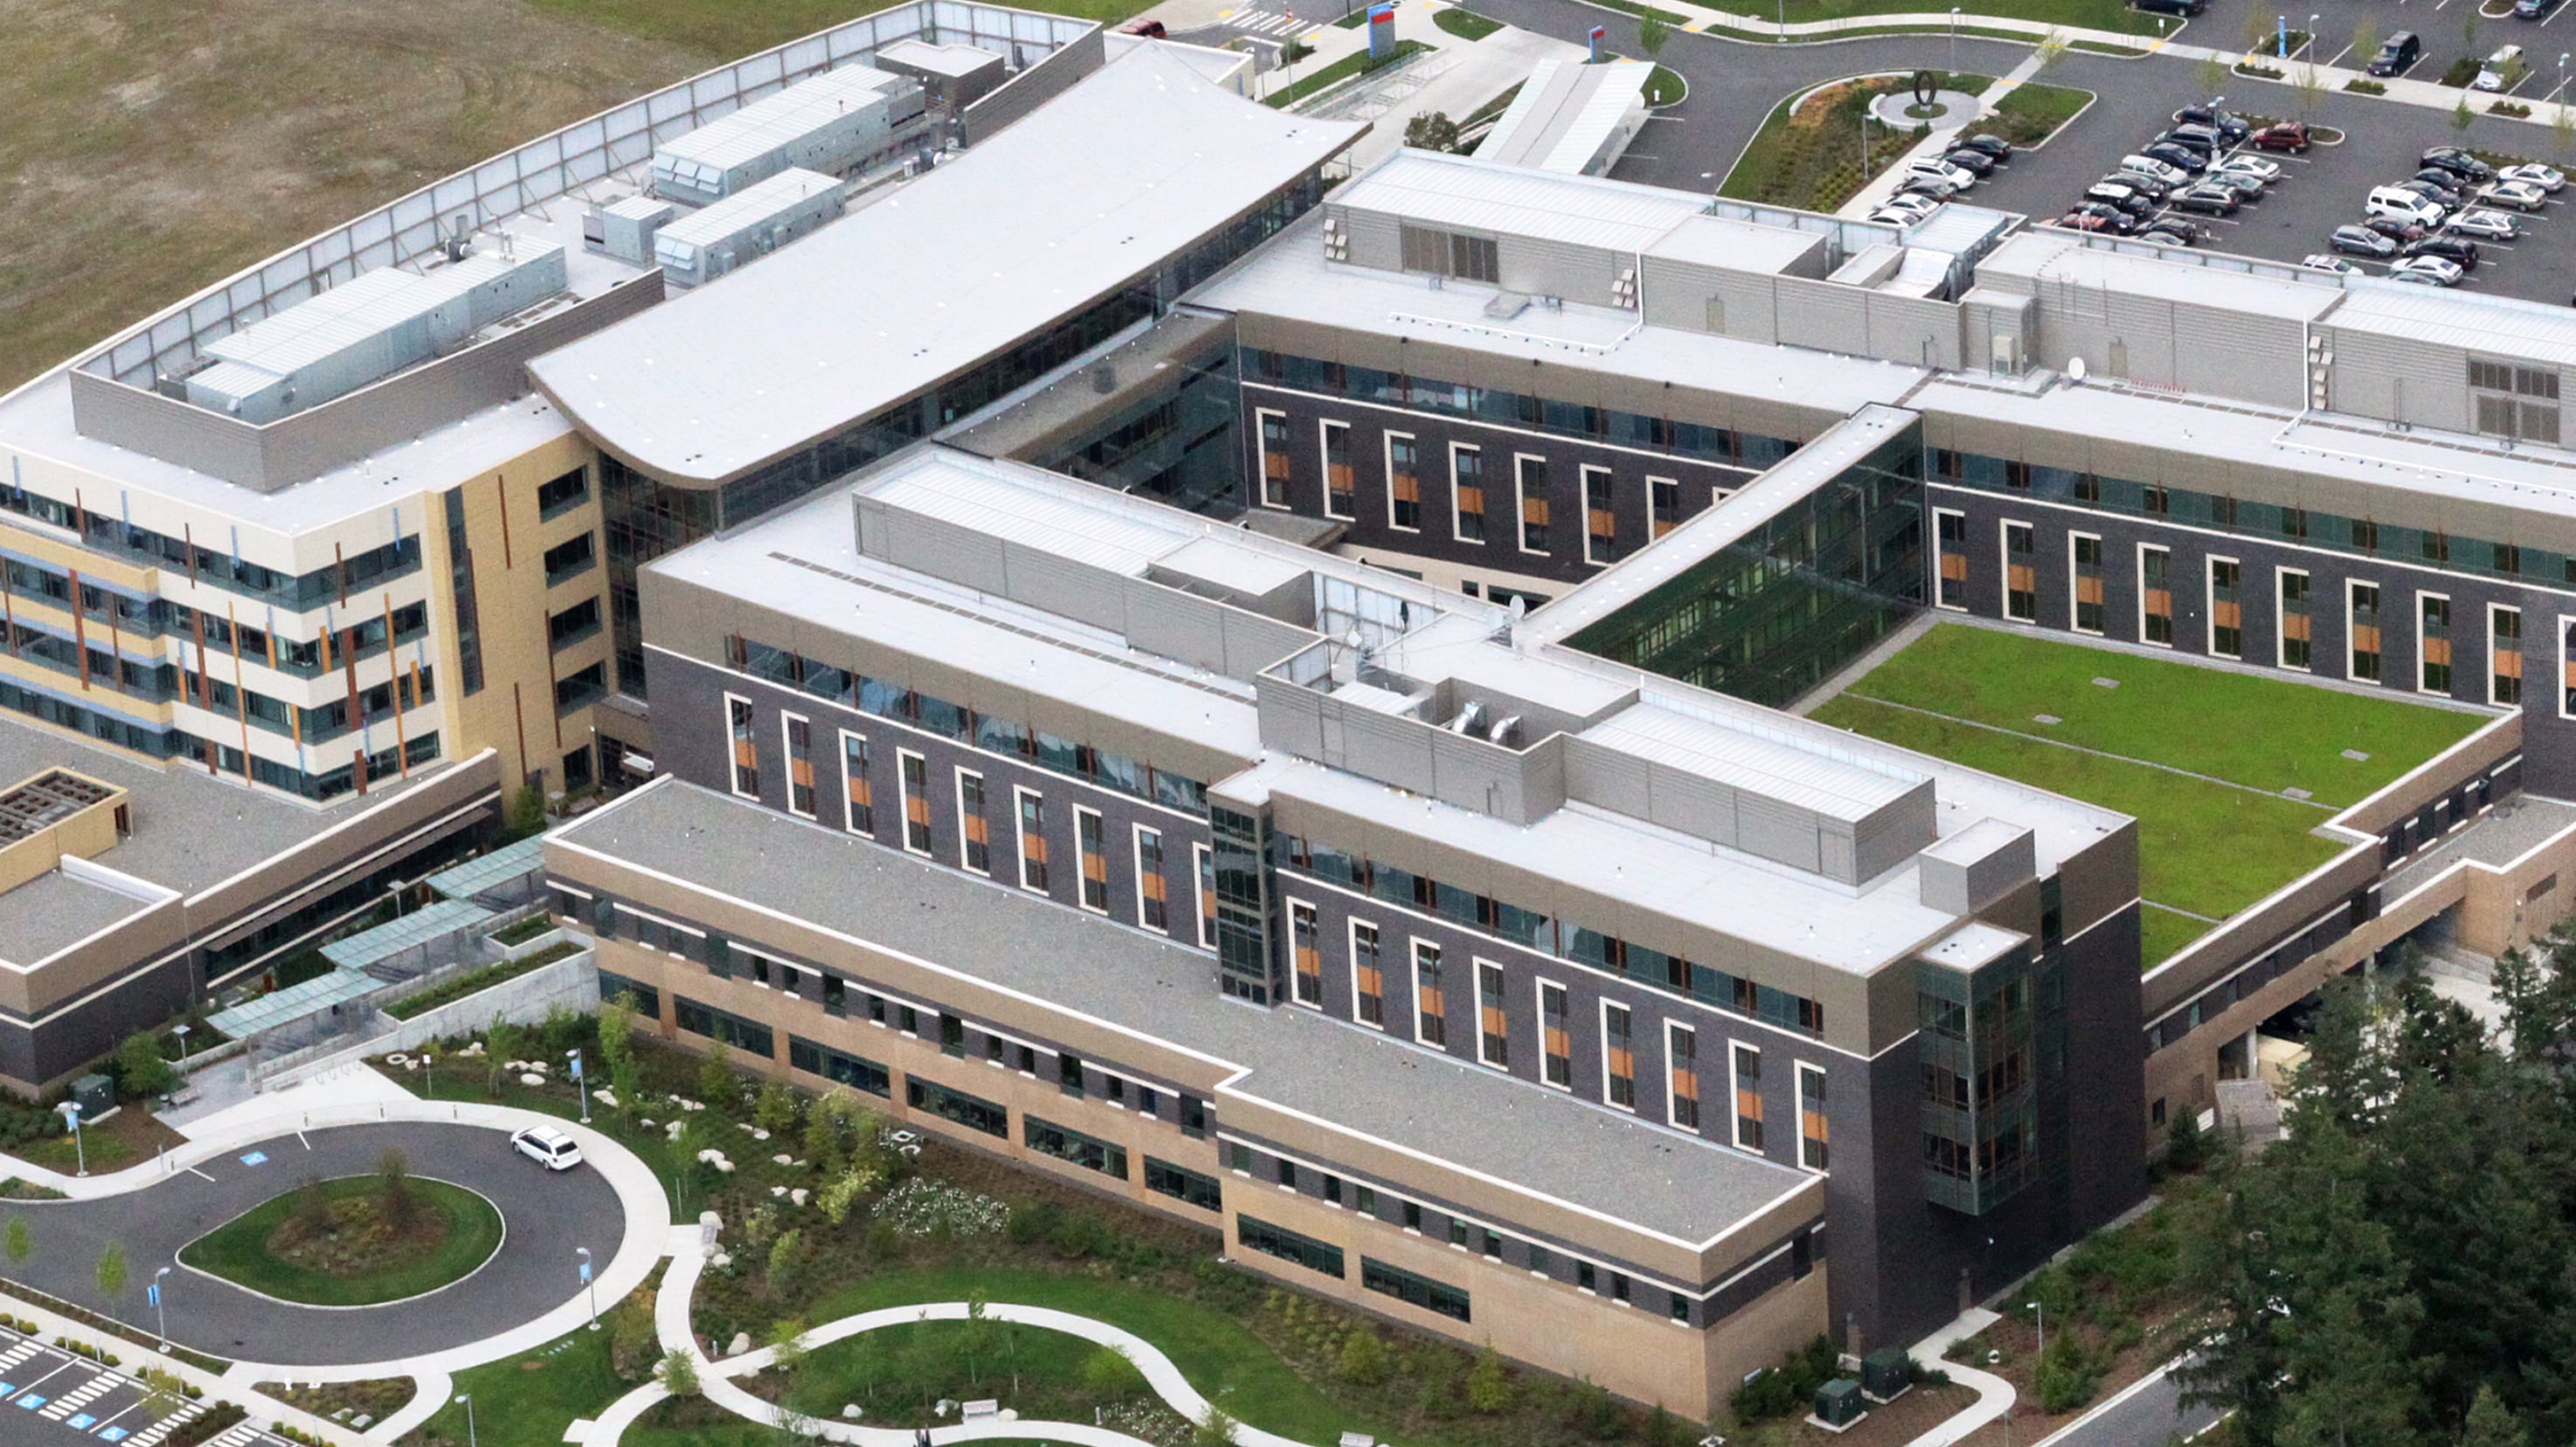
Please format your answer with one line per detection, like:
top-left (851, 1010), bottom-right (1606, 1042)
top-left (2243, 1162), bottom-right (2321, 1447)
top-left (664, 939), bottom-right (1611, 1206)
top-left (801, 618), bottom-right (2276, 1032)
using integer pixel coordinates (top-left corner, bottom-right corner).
top-left (2067, 356), bottom-right (2089, 383)
top-left (1508, 595), bottom-right (1527, 620)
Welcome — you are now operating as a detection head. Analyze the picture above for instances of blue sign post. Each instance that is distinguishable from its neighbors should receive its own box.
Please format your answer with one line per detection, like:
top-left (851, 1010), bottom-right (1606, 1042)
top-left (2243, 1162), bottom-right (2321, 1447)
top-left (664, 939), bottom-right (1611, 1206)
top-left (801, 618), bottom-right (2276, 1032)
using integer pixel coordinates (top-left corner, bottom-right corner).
top-left (1589, 24), bottom-right (1606, 61)
top-left (1366, 1), bottom-right (1396, 61)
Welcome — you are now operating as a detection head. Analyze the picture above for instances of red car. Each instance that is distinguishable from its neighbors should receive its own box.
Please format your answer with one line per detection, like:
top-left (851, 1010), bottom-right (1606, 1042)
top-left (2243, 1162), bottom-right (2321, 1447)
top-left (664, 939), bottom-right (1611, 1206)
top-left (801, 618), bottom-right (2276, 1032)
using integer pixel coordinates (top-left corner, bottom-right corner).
top-left (2251, 121), bottom-right (2311, 154)
top-left (1122, 17), bottom-right (1167, 36)
top-left (2054, 211), bottom-right (2116, 232)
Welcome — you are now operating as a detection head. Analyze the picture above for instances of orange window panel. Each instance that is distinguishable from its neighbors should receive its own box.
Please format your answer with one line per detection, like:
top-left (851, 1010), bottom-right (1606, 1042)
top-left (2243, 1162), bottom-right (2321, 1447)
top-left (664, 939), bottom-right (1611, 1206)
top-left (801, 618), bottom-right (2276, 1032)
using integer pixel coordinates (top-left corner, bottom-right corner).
top-left (1672, 1065), bottom-right (1699, 1105)
top-left (1327, 463), bottom-right (1354, 489)
top-left (734, 739), bottom-right (758, 769)
top-left (906, 795), bottom-right (931, 827)
top-left (2144, 588), bottom-right (2172, 615)
top-left (1803, 1108), bottom-right (1830, 1145)
top-left (1652, 518), bottom-right (1675, 540)
top-left (1589, 507), bottom-right (1614, 533)
top-left (1022, 832), bottom-right (1049, 864)
top-left (1141, 872), bottom-right (1167, 903)
top-left (1355, 961), bottom-right (1383, 996)
top-left (1083, 853), bottom-right (1107, 883)
top-left (1481, 1003), bottom-right (1506, 1037)
top-left (2075, 576), bottom-right (2104, 604)
top-left (790, 758), bottom-right (814, 788)
top-left (2424, 637), bottom-right (2452, 666)
top-left (2007, 564), bottom-right (2035, 590)
top-left (2213, 600), bottom-right (2242, 627)
top-left (2354, 625), bottom-right (2381, 652)
top-left (2283, 614), bottom-right (2312, 641)
top-left (1737, 1088), bottom-right (1764, 1123)
top-left (1457, 485), bottom-right (1485, 516)
top-left (1264, 451), bottom-right (1290, 481)
top-left (2497, 649), bottom-right (2524, 679)
top-left (1940, 553), bottom-right (1970, 580)
top-left (1544, 1024), bottom-right (1569, 1057)
top-left (964, 814), bottom-right (989, 846)
top-left (1392, 473), bottom-right (1420, 502)
top-left (1418, 980), bottom-right (1444, 1017)
top-left (1609, 1046), bottom-right (1635, 1078)
top-left (1523, 497), bottom-right (1550, 524)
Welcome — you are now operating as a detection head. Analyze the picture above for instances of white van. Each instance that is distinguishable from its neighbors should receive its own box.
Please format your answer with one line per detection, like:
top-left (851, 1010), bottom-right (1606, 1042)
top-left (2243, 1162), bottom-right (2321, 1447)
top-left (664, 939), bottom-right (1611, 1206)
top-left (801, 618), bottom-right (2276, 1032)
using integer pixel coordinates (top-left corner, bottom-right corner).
top-left (2366, 185), bottom-right (2447, 227)
top-left (2119, 154), bottom-right (2190, 188)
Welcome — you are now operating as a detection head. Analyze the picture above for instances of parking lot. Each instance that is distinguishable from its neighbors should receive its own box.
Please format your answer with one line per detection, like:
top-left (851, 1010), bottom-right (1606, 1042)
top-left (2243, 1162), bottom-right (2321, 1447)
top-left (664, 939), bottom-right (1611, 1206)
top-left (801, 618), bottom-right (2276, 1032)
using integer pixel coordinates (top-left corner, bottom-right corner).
top-left (1962, 76), bottom-right (2576, 303)
top-left (0, 1328), bottom-right (281, 1447)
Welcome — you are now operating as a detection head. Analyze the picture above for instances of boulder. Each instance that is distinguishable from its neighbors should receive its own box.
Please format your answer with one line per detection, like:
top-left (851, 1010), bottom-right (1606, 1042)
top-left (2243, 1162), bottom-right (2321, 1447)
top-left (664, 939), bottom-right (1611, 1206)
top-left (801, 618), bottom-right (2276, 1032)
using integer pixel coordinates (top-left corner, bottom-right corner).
top-left (519, 1073), bottom-right (544, 1087)
top-left (728, 1333), bottom-right (752, 1358)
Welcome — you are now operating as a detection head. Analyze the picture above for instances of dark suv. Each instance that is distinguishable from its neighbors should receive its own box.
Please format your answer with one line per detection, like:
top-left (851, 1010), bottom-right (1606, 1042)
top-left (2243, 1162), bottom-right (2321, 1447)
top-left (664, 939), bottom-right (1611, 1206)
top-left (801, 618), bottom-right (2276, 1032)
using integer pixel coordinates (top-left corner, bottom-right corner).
top-left (2368, 31), bottom-right (2422, 75)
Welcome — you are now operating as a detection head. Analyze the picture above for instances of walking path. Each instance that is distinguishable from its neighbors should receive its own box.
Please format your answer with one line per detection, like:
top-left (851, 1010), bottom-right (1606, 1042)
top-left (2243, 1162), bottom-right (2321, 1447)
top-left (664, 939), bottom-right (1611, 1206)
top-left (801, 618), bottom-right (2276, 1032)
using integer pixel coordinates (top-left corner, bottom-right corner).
top-left (1908, 1309), bottom-right (2017, 1447)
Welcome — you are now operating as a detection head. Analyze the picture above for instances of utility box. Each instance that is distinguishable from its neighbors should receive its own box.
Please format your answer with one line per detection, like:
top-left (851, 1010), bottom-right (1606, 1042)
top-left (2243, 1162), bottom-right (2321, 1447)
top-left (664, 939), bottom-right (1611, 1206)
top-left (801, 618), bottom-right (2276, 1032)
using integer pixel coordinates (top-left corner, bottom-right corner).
top-left (71, 1073), bottom-right (114, 1118)
top-left (1813, 1379), bottom-right (1866, 1430)
top-left (1862, 1347), bottom-right (1913, 1401)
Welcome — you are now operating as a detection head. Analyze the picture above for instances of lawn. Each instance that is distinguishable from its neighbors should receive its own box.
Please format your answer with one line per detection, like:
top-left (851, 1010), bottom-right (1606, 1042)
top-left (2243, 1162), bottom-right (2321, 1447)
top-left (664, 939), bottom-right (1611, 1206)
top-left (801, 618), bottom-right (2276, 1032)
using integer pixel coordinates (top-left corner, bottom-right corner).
top-left (1970, 80), bottom-right (2094, 146)
top-left (1831, 624), bottom-right (2483, 808)
top-left (1434, 5), bottom-right (1504, 39)
top-left (407, 1323), bottom-right (627, 1447)
top-left (179, 1175), bottom-right (504, 1306)
top-left (1811, 624), bottom-right (2485, 967)
top-left (1721, 73), bottom-right (1990, 211)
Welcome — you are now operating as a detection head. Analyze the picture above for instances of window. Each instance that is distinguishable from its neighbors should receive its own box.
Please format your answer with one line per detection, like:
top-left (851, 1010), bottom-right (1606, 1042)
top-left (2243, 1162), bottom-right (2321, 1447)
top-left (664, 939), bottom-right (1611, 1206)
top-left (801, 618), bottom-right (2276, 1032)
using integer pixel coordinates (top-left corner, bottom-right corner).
top-left (2279, 570), bottom-right (2311, 671)
top-left (1058, 1052), bottom-right (1085, 1097)
top-left (2351, 582), bottom-right (2383, 683)
top-left (1353, 920), bottom-right (1386, 1027)
top-left (1237, 1215), bottom-right (1345, 1277)
top-left (537, 465), bottom-right (590, 519)
top-left (1364, 1258), bottom-right (1472, 1322)
top-left (1582, 467), bottom-right (1617, 564)
top-left (1136, 826), bottom-right (1169, 930)
top-left (938, 1014), bottom-right (966, 1057)
top-left (1650, 477), bottom-right (1681, 539)
top-left (726, 695), bottom-right (759, 799)
top-left (1515, 456), bottom-right (1550, 554)
top-left (2141, 546), bottom-right (2172, 646)
top-left (1797, 1063), bottom-right (1829, 1170)
top-left (1933, 508), bottom-right (1968, 610)
top-left (1602, 1001), bottom-right (1635, 1109)
top-left (2002, 522), bottom-right (2036, 622)
top-left (2208, 557), bottom-right (2241, 660)
top-left (1195, 843), bottom-right (1217, 948)
top-left (1256, 410), bottom-right (1291, 508)
top-left (1146, 1157), bottom-right (1222, 1211)
top-left (1477, 961), bottom-right (1509, 1069)
top-left (1321, 420), bottom-right (1354, 520)
top-left (1413, 939), bottom-right (1447, 1047)
top-left (1386, 433), bottom-right (1422, 532)
top-left (781, 713), bottom-right (815, 818)
top-left (542, 532), bottom-right (597, 587)
top-left (957, 771), bottom-right (991, 875)
top-left (839, 732), bottom-right (875, 835)
top-left (899, 751), bottom-right (932, 854)
top-left (2421, 595), bottom-right (2453, 696)
top-left (1076, 807), bottom-right (1109, 912)
top-left (1017, 788), bottom-right (1049, 892)
top-left (2070, 534), bottom-right (2104, 634)
top-left (1025, 1116), bottom-right (1129, 1180)
top-left (1291, 900), bottom-right (1324, 1007)
top-left (1540, 980), bottom-right (1571, 1088)
top-left (1452, 445), bottom-right (1486, 542)
top-left (547, 596), bottom-right (602, 650)
top-left (2493, 606), bottom-right (2524, 707)
top-left (1667, 1021), bottom-right (1700, 1131)
top-left (674, 997), bottom-right (773, 1057)
top-left (905, 1078), bottom-right (1008, 1138)
top-left (1732, 1042), bottom-right (1764, 1152)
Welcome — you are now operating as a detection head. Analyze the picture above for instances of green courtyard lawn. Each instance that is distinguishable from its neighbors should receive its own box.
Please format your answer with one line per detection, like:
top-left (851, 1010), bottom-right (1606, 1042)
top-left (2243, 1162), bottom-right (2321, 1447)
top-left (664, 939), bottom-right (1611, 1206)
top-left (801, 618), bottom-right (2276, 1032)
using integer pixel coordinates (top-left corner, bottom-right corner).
top-left (1835, 624), bottom-right (2483, 808)
top-left (1809, 624), bottom-right (2486, 967)
top-left (180, 1175), bottom-right (503, 1306)
top-left (408, 1324), bottom-right (627, 1447)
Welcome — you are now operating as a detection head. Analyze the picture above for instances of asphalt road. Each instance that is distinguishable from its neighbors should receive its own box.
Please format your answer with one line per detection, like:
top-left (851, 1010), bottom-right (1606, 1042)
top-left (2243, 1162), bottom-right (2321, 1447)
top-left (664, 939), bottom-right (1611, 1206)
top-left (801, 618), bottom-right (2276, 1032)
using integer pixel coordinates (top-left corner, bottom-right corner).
top-left (0, 1326), bottom-right (297, 1446)
top-left (2043, 1361), bottom-right (2224, 1447)
top-left (0, 1123), bottom-right (627, 1367)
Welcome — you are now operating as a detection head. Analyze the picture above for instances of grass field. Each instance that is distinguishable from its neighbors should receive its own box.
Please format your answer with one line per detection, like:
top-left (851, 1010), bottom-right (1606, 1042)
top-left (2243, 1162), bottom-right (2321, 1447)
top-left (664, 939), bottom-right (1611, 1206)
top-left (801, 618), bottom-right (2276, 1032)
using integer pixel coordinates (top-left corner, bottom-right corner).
top-left (1722, 74), bottom-right (1992, 211)
top-left (1435, 6), bottom-right (1505, 39)
top-left (1810, 624), bottom-right (2485, 966)
top-left (1971, 80), bottom-right (2095, 146)
top-left (1, 0), bottom-right (1140, 394)
top-left (409, 1324), bottom-right (626, 1447)
top-left (179, 1175), bottom-right (504, 1306)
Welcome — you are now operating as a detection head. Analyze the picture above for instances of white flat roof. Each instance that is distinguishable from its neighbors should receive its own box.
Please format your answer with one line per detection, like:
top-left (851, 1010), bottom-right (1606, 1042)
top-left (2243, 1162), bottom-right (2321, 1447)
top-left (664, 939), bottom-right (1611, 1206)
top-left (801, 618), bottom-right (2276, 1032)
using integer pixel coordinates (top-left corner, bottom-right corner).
top-left (1330, 149), bottom-right (1707, 254)
top-left (1475, 58), bottom-right (1651, 176)
top-left (1978, 230), bottom-right (2343, 322)
top-left (1643, 212), bottom-right (1830, 277)
top-left (530, 45), bottom-right (1363, 486)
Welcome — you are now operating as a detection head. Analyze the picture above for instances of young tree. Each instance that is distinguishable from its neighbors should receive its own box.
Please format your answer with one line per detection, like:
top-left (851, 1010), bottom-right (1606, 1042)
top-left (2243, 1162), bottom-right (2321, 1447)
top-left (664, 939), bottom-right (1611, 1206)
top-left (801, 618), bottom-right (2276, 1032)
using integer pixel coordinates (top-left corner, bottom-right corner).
top-left (656, 1347), bottom-right (703, 1397)
top-left (506, 784), bottom-right (547, 839)
top-left (2555, 105), bottom-right (2576, 162)
top-left (484, 1016), bottom-right (523, 1098)
top-left (765, 1317), bottom-right (811, 1381)
top-left (699, 1040), bottom-right (734, 1111)
top-left (2037, 29), bottom-right (2069, 71)
top-left (598, 992), bottom-right (637, 1073)
top-left (114, 1033), bottom-right (177, 1100)
top-left (1192, 1402), bottom-right (1241, 1447)
top-left (378, 1146), bottom-right (417, 1231)
top-left (755, 1081), bottom-right (800, 1138)
top-left (2462, 1385), bottom-right (2530, 1447)
top-left (4, 1217), bottom-right (31, 1268)
top-left (2455, 97), bottom-right (2478, 135)
top-left (962, 1291), bottom-right (997, 1384)
top-left (767, 1228), bottom-right (804, 1294)
top-left (2198, 54), bottom-right (2230, 97)
top-left (2351, 17), bottom-right (2379, 71)
top-left (1403, 112), bottom-right (1462, 152)
top-left (1637, 11), bottom-right (1670, 61)
top-left (2296, 64), bottom-right (2325, 117)
top-left (1465, 1349), bottom-right (1513, 1413)
top-left (94, 1242), bottom-right (128, 1300)
top-left (1337, 1328), bottom-right (1393, 1385)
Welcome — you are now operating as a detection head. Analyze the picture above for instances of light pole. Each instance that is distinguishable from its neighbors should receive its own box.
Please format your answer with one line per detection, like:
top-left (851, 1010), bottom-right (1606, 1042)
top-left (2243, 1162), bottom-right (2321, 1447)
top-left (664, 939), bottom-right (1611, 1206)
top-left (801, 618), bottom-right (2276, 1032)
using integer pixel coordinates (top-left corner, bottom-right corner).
top-left (1950, 7), bottom-right (1961, 80)
top-left (56, 1103), bottom-right (85, 1177)
top-left (2559, 52), bottom-right (2569, 109)
top-left (456, 1394), bottom-right (478, 1447)
top-left (1777, 0), bottom-right (1786, 41)
top-left (150, 1267), bottom-right (170, 1347)
top-left (2307, 14), bottom-right (2318, 57)
top-left (578, 1246), bottom-right (599, 1330)
top-left (2026, 1300), bottom-right (2045, 1361)
top-left (171, 1024), bottom-right (191, 1070)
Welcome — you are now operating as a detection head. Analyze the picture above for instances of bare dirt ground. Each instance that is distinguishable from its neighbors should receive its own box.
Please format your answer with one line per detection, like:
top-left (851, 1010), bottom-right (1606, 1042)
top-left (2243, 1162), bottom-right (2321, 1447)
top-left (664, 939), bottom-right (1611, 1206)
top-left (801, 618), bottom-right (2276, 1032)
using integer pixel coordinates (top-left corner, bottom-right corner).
top-left (0, 0), bottom-right (1125, 391)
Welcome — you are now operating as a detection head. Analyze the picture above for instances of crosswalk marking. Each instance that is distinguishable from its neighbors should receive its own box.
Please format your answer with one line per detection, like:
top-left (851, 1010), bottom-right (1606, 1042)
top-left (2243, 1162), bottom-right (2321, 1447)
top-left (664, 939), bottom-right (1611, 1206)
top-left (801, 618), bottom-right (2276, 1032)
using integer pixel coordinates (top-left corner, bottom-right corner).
top-left (41, 1372), bottom-right (117, 1419)
top-left (1231, 8), bottom-right (1307, 33)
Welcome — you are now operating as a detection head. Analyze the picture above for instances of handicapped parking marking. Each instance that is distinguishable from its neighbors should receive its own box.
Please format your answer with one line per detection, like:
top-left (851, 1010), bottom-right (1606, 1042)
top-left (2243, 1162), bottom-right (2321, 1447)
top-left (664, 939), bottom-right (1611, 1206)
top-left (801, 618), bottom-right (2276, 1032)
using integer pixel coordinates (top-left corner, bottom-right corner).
top-left (97, 1430), bottom-right (128, 1441)
top-left (18, 1395), bottom-right (45, 1408)
top-left (68, 1413), bottom-right (94, 1428)
top-left (239, 1151), bottom-right (267, 1167)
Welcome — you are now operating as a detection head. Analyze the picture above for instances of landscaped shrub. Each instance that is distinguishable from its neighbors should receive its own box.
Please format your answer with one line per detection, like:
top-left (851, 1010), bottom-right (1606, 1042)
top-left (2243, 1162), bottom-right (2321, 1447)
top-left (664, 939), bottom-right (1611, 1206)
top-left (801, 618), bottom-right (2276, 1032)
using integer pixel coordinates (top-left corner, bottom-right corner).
top-left (1730, 1333), bottom-right (1840, 1422)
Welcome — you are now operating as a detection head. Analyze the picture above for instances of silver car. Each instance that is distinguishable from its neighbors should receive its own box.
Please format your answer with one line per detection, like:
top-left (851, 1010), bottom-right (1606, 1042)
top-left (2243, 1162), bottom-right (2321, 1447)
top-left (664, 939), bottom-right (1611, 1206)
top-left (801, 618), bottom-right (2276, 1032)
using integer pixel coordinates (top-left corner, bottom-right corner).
top-left (2448, 208), bottom-right (2519, 241)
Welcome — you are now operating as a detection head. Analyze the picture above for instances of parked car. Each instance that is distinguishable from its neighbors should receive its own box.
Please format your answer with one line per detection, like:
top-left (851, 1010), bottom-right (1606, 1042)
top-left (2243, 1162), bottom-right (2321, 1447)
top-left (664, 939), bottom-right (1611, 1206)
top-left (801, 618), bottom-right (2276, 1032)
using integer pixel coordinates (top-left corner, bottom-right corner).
top-left (2212, 154), bottom-right (2282, 184)
top-left (1942, 149), bottom-right (1998, 177)
top-left (2330, 224), bottom-right (2400, 258)
top-left (2171, 183), bottom-right (2241, 214)
top-left (2475, 44), bottom-right (2525, 91)
top-left (2251, 121), bottom-right (2312, 152)
top-left (2361, 215), bottom-right (2432, 243)
top-left (2084, 182), bottom-right (2157, 217)
top-left (2055, 210), bottom-right (2119, 232)
top-left (2389, 254), bottom-right (2465, 286)
top-left (2174, 107), bottom-right (2251, 142)
top-left (2400, 177), bottom-right (2467, 210)
top-left (2483, 178), bottom-right (2552, 211)
top-left (1121, 17), bottom-right (1167, 36)
top-left (512, 1125), bottom-right (585, 1171)
top-left (1900, 174), bottom-right (1965, 200)
top-left (2404, 233), bottom-right (2482, 269)
top-left (2169, 123), bottom-right (2228, 152)
top-left (2155, 128), bottom-right (2217, 158)
top-left (2120, 154), bottom-right (2193, 187)
top-left (2301, 253), bottom-right (2363, 273)
top-left (2131, 0), bottom-right (2205, 15)
top-left (2367, 30), bottom-right (2422, 76)
top-left (2105, 170), bottom-right (2174, 200)
top-left (2499, 162), bottom-right (2565, 191)
top-left (2423, 147), bottom-right (2496, 182)
top-left (2519, 0), bottom-right (2564, 19)
top-left (2143, 142), bottom-right (2211, 175)
top-left (1870, 197), bottom-right (1940, 225)
top-left (2448, 208), bottom-right (2520, 241)
top-left (2366, 183), bottom-right (2447, 225)
top-left (2204, 170), bottom-right (2267, 198)
top-left (2139, 217), bottom-right (2202, 244)
top-left (1955, 134), bottom-right (2013, 160)
top-left (1901, 156), bottom-right (1977, 190)
top-left (2070, 201), bottom-right (2141, 233)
